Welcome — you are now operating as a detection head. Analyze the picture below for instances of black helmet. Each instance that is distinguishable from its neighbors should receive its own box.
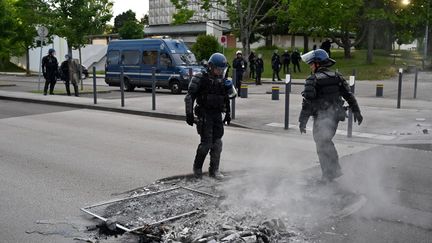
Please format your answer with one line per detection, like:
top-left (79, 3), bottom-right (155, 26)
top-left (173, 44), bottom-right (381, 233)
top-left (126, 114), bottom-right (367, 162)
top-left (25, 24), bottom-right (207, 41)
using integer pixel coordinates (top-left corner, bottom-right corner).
top-left (301, 49), bottom-right (335, 67)
top-left (207, 53), bottom-right (228, 77)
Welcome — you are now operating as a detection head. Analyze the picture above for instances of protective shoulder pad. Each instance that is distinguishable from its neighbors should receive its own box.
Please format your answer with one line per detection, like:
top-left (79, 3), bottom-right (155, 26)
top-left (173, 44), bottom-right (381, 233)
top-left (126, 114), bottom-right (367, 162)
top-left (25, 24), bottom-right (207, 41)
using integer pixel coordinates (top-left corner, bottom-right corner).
top-left (188, 76), bottom-right (201, 94)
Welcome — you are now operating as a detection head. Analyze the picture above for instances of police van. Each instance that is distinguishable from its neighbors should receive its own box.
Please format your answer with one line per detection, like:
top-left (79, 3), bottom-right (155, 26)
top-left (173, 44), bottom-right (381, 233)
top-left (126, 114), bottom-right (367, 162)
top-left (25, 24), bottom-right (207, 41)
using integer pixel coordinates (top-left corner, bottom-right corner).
top-left (105, 38), bottom-right (202, 94)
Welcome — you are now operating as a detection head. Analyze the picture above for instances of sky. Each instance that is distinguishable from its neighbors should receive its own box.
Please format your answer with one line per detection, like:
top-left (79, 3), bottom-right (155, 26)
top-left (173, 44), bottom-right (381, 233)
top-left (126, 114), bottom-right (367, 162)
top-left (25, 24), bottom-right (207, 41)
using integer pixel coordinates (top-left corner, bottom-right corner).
top-left (111, 0), bottom-right (149, 20)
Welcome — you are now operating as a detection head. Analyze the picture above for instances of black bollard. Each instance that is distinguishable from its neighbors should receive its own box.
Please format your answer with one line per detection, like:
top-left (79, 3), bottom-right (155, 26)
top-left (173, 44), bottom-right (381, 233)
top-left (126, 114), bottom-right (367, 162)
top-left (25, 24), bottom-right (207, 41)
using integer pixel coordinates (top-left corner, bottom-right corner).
top-left (414, 67), bottom-right (418, 99)
top-left (272, 86), bottom-right (280, 100)
top-left (347, 75), bottom-right (356, 138)
top-left (92, 66), bottom-right (97, 104)
top-left (120, 66), bottom-right (125, 107)
top-left (152, 67), bottom-right (156, 110)
top-left (397, 68), bottom-right (403, 109)
top-left (240, 84), bottom-right (248, 98)
top-left (284, 75), bottom-right (291, 130)
top-left (376, 84), bottom-right (384, 97)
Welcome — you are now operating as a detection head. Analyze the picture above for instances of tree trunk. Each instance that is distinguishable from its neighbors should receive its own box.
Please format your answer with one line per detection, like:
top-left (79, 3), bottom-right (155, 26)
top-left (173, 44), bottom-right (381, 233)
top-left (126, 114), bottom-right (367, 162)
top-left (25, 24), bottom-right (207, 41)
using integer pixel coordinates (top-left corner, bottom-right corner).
top-left (367, 21), bottom-right (375, 64)
top-left (303, 35), bottom-right (309, 53)
top-left (342, 32), bottom-right (352, 58)
top-left (291, 34), bottom-right (295, 48)
top-left (266, 35), bottom-right (273, 47)
top-left (26, 48), bottom-right (31, 76)
top-left (68, 45), bottom-right (73, 58)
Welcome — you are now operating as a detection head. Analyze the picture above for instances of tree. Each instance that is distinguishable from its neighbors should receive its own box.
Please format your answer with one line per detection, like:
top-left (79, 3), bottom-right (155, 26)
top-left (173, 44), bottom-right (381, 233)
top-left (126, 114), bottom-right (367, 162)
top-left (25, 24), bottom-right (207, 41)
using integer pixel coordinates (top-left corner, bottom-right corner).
top-left (113, 9), bottom-right (136, 33)
top-left (170, 0), bottom-right (286, 60)
top-left (46, 0), bottom-right (113, 56)
top-left (119, 20), bottom-right (144, 39)
top-left (192, 35), bottom-right (221, 62)
top-left (14, 0), bottom-right (50, 74)
top-left (0, 0), bottom-right (20, 67)
top-left (288, 0), bottom-right (366, 59)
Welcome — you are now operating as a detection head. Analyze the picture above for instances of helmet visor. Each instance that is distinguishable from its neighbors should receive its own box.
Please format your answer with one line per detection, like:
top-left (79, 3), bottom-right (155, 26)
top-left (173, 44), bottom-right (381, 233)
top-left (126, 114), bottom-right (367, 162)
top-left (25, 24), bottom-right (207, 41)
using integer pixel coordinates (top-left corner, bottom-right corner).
top-left (213, 66), bottom-right (228, 78)
top-left (301, 50), bottom-right (315, 64)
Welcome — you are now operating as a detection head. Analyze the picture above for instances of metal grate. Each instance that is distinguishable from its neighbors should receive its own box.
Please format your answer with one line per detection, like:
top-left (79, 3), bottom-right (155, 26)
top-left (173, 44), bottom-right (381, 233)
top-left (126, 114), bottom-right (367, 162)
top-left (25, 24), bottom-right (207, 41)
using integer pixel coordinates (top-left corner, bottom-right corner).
top-left (81, 186), bottom-right (218, 232)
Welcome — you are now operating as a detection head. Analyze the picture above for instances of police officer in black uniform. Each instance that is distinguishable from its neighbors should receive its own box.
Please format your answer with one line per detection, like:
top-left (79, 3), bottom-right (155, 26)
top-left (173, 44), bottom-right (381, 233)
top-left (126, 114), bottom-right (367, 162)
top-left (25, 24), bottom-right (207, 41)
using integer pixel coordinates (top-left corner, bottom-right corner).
top-left (185, 53), bottom-right (236, 180)
top-left (299, 49), bottom-right (363, 183)
top-left (42, 48), bottom-right (59, 95)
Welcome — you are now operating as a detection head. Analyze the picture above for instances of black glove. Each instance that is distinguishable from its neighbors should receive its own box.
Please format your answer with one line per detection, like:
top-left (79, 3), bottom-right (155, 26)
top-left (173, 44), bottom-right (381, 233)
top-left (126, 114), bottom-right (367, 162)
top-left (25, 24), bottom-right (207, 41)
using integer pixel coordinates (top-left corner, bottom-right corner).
top-left (353, 111), bottom-right (363, 125)
top-left (186, 113), bottom-right (194, 126)
top-left (43, 72), bottom-right (47, 79)
top-left (299, 123), bottom-right (306, 134)
top-left (223, 113), bottom-right (231, 125)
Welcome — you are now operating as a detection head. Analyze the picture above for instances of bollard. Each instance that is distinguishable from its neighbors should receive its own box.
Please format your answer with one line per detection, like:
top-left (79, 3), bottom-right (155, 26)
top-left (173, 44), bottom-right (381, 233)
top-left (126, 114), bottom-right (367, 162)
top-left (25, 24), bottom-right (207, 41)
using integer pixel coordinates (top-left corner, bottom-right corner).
top-left (284, 74), bottom-right (291, 130)
top-left (272, 86), bottom-right (280, 100)
top-left (120, 66), bottom-right (125, 107)
top-left (376, 84), bottom-right (384, 97)
top-left (347, 75), bottom-right (356, 138)
top-left (152, 67), bottom-right (156, 110)
top-left (397, 68), bottom-right (403, 109)
top-left (240, 84), bottom-right (248, 98)
top-left (414, 67), bottom-right (418, 99)
top-left (92, 66), bottom-right (97, 104)
top-left (231, 69), bottom-right (236, 120)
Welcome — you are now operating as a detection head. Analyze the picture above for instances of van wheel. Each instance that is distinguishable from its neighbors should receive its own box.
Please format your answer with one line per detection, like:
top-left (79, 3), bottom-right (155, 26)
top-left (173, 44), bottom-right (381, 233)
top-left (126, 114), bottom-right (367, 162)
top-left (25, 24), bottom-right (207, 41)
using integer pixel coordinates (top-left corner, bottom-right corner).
top-left (144, 88), bottom-right (152, 93)
top-left (170, 80), bottom-right (182, 94)
top-left (123, 78), bottom-right (135, 92)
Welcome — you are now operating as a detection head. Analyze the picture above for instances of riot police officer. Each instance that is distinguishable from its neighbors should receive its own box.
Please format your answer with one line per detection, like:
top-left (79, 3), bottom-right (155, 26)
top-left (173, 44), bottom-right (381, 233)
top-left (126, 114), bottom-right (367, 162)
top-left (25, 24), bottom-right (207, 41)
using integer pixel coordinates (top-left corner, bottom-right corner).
top-left (185, 53), bottom-right (236, 180)
top-left (42, 48), bottom-right (58, 95)
top-left (299, 49), bottom-right (363, 183)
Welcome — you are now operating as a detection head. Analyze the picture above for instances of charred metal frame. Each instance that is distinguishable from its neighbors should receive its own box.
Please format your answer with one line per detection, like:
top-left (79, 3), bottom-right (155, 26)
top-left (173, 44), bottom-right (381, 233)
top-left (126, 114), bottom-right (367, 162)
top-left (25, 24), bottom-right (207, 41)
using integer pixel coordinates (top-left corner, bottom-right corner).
top-left (80, 186), bottom-right (218, 232)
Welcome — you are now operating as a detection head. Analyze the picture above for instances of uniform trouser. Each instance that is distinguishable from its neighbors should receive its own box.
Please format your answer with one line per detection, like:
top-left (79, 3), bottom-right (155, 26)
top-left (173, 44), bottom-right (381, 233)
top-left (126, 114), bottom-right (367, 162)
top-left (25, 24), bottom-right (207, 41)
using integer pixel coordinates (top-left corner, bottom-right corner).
top-left (65, 80), bottom-right (79, 96)
top-left (235, 72), bottom-right (243, 91)
top-left (293, 63), bottom-right (301, 73)
top-left (193, 110), bottom-right (224, 173)
top-left (255, 70), bottom-right (262, 85)
top-left (250, 66), bottom-right (255, 79)
top-left (283, 63), bottom-right (290, 73)
top-left (44, 75), bottom-right (57, 94)
top-left (312, 112), bottom-right (341, 180)
top-left (272, 68), bottom-right (281, 80)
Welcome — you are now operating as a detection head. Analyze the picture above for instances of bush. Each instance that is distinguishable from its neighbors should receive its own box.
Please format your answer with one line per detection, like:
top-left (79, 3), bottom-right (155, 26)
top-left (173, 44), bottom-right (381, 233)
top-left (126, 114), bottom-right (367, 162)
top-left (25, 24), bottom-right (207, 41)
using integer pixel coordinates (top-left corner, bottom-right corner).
top-left (191, 35), bottom-right (221, 62)
top-left (256, 45), bottom-right (280, 51)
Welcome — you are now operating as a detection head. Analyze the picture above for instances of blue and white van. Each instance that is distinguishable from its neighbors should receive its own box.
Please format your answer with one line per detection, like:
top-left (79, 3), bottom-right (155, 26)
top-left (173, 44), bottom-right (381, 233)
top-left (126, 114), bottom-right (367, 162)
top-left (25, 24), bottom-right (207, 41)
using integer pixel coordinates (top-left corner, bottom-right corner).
top-left (105, 38), bottom-right (202, 94)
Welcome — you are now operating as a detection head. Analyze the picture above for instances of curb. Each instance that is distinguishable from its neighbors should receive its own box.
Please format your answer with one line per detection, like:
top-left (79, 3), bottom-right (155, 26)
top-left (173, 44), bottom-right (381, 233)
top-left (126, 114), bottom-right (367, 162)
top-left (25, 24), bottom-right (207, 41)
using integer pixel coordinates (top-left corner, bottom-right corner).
top-left (0, 95), bottom-right (248, 129)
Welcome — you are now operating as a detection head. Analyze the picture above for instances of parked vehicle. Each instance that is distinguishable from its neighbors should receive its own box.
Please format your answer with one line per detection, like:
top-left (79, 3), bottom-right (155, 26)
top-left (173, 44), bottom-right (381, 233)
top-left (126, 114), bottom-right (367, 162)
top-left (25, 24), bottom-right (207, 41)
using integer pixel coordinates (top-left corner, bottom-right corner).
top-left (105, 38), bottom-right (202, 94)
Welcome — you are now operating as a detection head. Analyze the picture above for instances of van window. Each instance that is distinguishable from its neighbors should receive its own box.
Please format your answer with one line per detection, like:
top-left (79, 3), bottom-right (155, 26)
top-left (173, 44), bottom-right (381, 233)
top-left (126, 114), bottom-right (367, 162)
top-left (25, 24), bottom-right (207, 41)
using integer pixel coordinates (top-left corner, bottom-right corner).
top-left (143, 51), bottom-right (158, 66)
top-left (160, 52), bottom-right (172, 67)
top-left (121, 50), bottom-right (140, 65)
top-left (107, 50), bottom-right (120, 65)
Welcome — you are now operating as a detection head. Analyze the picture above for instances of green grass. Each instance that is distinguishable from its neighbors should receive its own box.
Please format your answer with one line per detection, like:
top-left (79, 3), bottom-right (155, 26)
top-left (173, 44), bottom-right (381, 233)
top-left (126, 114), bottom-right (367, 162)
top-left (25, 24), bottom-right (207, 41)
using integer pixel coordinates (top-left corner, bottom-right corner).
top-left (221, 47), bottom-right (422, 81)
top-left (0, 61), bottom-right (26, 73)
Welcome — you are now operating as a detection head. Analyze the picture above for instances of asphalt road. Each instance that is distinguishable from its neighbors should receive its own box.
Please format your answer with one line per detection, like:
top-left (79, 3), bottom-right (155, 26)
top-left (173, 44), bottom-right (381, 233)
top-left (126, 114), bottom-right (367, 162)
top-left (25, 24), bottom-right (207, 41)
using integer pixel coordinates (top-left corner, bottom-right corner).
top-left (0, 101), bottom-right (430, 242)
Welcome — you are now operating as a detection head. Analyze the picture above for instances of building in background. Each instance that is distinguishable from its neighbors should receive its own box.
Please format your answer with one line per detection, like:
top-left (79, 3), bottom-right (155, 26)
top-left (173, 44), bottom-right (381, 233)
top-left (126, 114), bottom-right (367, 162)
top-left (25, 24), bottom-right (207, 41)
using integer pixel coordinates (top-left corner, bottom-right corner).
top-left (146, 0), bottom-right (235, 46)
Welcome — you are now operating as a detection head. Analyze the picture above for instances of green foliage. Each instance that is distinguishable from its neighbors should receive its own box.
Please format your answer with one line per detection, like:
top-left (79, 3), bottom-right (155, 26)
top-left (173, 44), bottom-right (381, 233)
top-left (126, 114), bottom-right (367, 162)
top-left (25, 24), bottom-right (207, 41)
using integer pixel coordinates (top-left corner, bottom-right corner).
top-left (46, 0), bottom-right (113, 50)
top-left (119, 21), bottom-right (144, 39)
top-left (191, 35), bottom-right (221, 62)
top-left (113, 9), bottom-right (136, 32)
top-left (0, 0), bottom-right (17, 65)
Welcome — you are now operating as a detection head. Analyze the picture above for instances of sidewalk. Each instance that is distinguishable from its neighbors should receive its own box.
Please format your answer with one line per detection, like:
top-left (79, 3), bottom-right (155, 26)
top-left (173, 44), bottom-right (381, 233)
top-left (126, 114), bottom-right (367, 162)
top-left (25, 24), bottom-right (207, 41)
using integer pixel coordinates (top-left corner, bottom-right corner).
top-left (1, 71), bottom-right (431, 144)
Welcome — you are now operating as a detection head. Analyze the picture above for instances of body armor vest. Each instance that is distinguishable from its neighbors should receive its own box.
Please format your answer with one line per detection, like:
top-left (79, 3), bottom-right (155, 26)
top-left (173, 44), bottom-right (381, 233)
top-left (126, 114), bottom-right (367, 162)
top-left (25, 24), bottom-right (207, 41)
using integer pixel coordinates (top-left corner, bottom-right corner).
top-left (196, 74), bottom-right (227, 111)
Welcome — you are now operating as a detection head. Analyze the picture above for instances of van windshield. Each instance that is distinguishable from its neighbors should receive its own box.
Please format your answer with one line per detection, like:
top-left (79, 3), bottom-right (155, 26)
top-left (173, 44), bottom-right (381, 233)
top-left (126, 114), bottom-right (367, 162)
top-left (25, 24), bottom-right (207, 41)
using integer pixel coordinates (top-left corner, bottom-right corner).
top-left (172, 53), bottom-right (197, 66)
